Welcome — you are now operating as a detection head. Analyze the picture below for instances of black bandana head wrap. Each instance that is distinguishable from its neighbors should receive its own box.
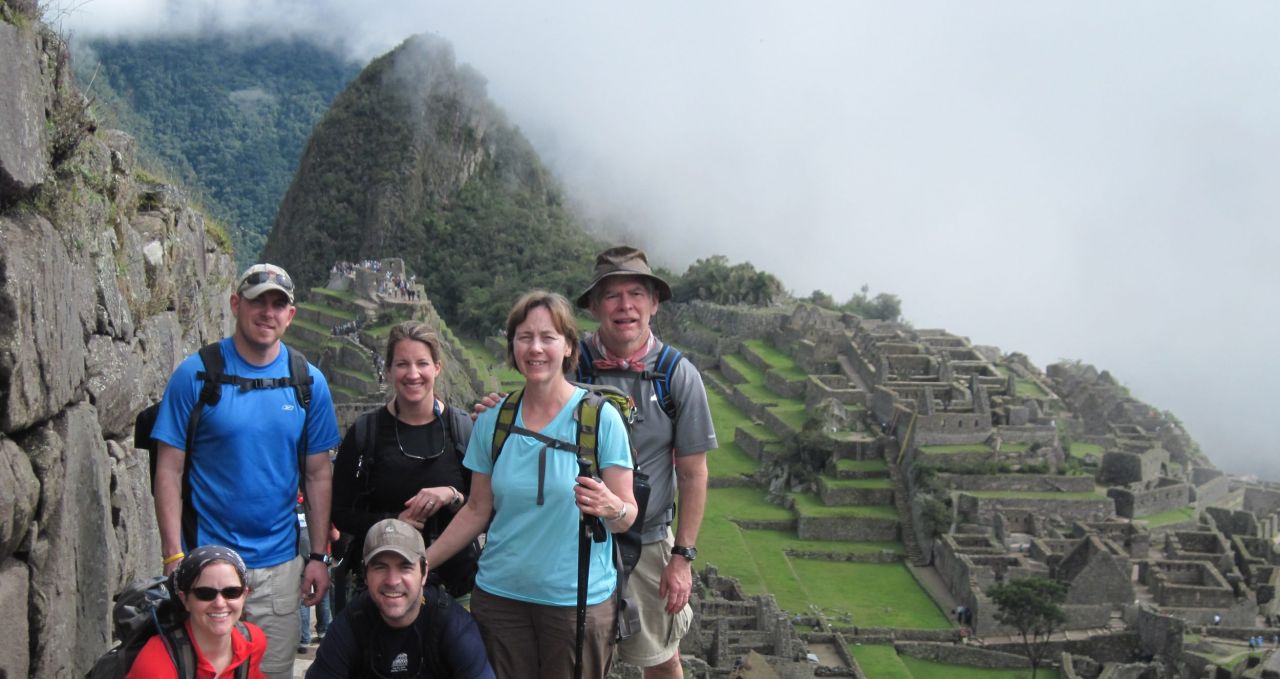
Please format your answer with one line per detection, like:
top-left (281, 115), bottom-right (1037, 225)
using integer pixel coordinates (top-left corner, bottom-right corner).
top-left (173, 545), bottom-right (248, 593)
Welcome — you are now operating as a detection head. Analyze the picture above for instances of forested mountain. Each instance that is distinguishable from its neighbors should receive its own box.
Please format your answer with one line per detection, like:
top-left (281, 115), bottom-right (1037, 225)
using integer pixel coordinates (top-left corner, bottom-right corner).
top-left (73, 37), bottom-right (360, 264)
top-left (264, 34), bottom-right (603, 335)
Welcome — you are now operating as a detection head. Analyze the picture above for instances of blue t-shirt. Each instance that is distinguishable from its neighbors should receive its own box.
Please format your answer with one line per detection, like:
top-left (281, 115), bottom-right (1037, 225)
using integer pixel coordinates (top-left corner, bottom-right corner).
top-left (152, 338), bottom-right (341, 568)
top-left (465, 388), bottom-right (632, 606)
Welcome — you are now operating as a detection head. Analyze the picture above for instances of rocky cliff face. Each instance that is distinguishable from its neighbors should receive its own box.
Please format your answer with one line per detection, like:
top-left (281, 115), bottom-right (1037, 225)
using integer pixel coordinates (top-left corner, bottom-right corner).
top-left (0, 6), bottom-right (235, 677)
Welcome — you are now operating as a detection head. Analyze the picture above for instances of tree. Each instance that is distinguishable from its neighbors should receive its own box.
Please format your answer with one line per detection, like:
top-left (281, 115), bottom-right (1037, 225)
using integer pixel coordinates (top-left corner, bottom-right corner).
top-left (842, 284), bottom-right (902, 321)
top-left (986, 577), bottom-right (1068, 679)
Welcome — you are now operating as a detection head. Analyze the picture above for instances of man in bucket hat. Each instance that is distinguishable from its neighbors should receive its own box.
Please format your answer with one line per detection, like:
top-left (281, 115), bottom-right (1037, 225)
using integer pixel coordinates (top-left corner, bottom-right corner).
top-left (308, 519), bottom-right (493, 678)
top-left (575, 246), bottom-right (717, 678)
top-left (151, 263), bottom-right (341, 679)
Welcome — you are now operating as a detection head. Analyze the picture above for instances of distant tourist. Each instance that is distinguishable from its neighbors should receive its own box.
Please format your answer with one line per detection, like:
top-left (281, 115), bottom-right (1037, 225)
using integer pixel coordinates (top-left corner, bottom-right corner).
top-left (150, 263), bottom-right (342, 679)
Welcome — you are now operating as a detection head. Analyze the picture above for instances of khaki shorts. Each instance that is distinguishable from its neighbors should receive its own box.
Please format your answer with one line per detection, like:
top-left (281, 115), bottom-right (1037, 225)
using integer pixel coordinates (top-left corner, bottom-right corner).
top-left (242, 556), bottom-right (303, 679)
top-left (616, 533), bottom-right (693, 667)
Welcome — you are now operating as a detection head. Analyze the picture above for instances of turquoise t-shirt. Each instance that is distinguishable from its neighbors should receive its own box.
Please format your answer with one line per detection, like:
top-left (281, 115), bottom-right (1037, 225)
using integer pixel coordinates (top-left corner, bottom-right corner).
top-left (465, 387), bottom-right (632, 606)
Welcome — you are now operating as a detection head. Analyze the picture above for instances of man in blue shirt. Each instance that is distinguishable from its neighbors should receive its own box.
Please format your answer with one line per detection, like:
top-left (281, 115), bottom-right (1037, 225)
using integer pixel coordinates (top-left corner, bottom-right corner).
top-left (152, 263), bottom-right (341, 679)
top-left (308, 519), bottom-right (494, 679)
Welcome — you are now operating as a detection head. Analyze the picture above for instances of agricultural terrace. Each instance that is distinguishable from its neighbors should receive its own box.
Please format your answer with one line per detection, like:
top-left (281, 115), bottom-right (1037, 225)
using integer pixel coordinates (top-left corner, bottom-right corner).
top-left (850, 644), bottom-right (1060, 679)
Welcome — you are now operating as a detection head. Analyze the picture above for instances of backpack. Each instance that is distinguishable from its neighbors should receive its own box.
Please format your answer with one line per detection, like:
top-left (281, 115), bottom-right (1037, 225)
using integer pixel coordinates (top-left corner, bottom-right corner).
top-left (345, 404), bottom-right (481, 597)
top-left (344, 586), bottom-right (453, 679)
top-left (490, 385), bottom-right (652, 642)
top-left (134, 342), bottom-right (314, 548)
top-left (574, 338), bottom-right (684, 420)
top-left (86, 576), bottom-right (254, 679)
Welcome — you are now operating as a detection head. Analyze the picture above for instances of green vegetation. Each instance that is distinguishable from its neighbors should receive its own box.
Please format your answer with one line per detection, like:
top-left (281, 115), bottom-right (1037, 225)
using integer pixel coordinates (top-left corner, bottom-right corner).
top-left (821, 475), bottom-right (892, 490)
top-left (671, 255), bottom-right (785, 306)
top-left (836, 459), bottom-right (889, 474)
top-left (310, 287), bottom-right (356, 302)
top-left (805, 284), bottom-right (902, 321)
top-left (721, 354), bottom-right (765, 384)
top-left (742, 339), bottom-right (807, 381)
top-left (790, 493), bottom-right (898, 519)
top-left (1016, 378), bottom-right (1050, 399)
top-left (1140, 506), bottom-right (1197, 527)
top-left (296, 301), bottom-right (356, 322)
top-left (901, 655), bottom-right (1055, 679)
top-left (849, 645), bottom-right (913, 679)
top-left (988, 577), bottom-right (1067, 679)
top-left (1069, 442), bottom-right (1104, 459)
top-left (920, 443), bottom-right (992, 454)
top-left (966, 490), bottom-right (1104, 500)
top-left (76, 37), bottom-right (360, 265)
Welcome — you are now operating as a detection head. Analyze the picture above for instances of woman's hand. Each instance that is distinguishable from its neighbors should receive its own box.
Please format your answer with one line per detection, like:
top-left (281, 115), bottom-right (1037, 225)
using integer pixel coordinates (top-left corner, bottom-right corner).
top-left (574, 475), bottom-right (630, 524)
top-left (401, 486), bottom-right (459, 525)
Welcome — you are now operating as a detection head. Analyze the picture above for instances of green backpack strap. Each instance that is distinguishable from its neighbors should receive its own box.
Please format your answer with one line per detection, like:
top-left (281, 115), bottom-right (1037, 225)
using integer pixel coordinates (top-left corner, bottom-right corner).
top-left (490, 389), bottom-right (525, 465)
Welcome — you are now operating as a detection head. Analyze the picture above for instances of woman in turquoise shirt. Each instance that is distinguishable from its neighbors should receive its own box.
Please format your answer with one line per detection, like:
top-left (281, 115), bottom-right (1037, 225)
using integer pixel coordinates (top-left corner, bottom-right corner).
top-left (426, 290), bottom-right (636, 679)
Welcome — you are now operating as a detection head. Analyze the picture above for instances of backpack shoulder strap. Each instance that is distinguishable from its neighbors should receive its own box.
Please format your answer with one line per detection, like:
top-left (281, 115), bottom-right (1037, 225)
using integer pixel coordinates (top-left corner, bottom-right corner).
top-left (650, 342), bottom-right (684, 421)
top-left (286, 345), bottom-right (314, 410)
top-left (232, 623), bottom-right (252, 679)
top-left (575, 338), bottom-right (595, 383)
top-left (490, 389), bottom-right (525, 465)
top-left (165, 623), bottom-right (198, 679)
top-left (575, 390), bottom-right (606, 477)
top-left (352, 408), bottom-right (380, 488)
top-left (442, 405), bottom-right (473, 462)
top-left (421, 585), bottom-right (454, 678)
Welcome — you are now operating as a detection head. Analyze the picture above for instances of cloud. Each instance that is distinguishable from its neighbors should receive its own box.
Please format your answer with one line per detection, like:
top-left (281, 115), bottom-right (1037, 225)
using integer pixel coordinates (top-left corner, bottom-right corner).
top-left (63, 0), bottom-right (1280, 477)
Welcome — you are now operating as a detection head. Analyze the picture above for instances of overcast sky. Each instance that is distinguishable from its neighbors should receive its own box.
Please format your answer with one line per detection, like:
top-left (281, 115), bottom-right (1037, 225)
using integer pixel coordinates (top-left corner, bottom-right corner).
top-left (64, 1), bottom-right (1280, 479)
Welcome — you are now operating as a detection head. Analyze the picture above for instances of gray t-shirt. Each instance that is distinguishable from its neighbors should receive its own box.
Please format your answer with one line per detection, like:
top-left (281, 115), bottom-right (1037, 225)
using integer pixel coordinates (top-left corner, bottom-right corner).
top-left (578, 334), bottom-right (718, 540)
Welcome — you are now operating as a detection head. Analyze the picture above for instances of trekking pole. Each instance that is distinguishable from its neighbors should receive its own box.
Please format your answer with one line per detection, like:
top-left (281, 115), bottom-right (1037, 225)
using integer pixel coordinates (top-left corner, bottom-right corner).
top-left (575, 457), bottom-right (595, 679)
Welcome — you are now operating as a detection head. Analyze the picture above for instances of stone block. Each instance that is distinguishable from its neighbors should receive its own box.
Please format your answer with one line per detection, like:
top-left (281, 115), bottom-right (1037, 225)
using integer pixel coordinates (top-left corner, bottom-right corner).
top-left (86, 335), bottom-right (149, 439)
top-left (107, 440), bottom-right (160, 590)
top-left (0, 22), bottom-right (46, 198)
top-left (0, 213), bottom-right (95, 433)
top-left (0, 435), bottom-right (39, 559)
top-left (24, 404), bottom-right (116, 678)
top-left (0, 557), bottom-right (31, 679)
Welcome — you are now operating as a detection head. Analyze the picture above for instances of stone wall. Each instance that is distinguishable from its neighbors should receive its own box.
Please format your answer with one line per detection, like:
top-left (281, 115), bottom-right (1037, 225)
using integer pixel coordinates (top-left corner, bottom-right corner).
top-left (956, 494), bottom-right (1115, 526)
top-left (935, 474), bottom-right (1095, 493)
top-left (816, 479), bottom-right (893, 506)
top-left (795, 515), bottom-right (898, 542)
top-left (894, 642), bottom-right (1030, 669)
top-left (0, 16), bottom-right (236, 677)
top-left (1099, 449), bottom-right (1169, 486)
top-left (1108, 480), bottom-right (1191, 519)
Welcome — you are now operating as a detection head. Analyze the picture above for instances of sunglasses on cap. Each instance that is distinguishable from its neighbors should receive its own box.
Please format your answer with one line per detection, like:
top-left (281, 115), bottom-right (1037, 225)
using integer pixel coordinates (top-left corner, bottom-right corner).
top-left (189, 585), bottom-right (247, 601)
top-left (240, 270), bottom-right (294, 291)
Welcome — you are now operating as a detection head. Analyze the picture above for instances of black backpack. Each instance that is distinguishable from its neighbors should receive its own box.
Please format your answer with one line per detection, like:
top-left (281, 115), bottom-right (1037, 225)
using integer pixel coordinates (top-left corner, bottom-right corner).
top-left (346, 404), bottom-right (480, 597)
top-left (134, 342), bottom-right (314, 547)
top-left (85, 576), bottom-right (253, 679)
top-left (344, 586), bottom-right (453, 679)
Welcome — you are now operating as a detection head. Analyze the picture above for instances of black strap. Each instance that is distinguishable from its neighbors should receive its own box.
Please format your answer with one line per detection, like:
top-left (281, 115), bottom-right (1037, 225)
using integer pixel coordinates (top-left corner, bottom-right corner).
top-left (575, 510), bottom-right (591, 679)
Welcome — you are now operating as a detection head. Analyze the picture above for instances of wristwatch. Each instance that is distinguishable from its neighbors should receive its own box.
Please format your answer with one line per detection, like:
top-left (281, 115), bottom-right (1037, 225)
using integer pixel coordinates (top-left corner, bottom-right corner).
top-left (307, 552), bottom-right (331, 565)
top-left (671, 545), bottom-right (698, 562)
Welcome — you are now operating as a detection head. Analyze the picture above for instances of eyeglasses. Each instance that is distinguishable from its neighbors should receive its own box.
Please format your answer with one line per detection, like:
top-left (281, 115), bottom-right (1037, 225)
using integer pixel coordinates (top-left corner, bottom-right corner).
top-left (190, 586), bottom-right (247, 601)
top-left (239, 270), bottom-right (294, 292)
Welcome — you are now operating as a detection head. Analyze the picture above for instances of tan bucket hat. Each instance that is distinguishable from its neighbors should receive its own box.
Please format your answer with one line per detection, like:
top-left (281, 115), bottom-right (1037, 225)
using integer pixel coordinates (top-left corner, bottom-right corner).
top-left (575, 246), bottom-right (672, 308)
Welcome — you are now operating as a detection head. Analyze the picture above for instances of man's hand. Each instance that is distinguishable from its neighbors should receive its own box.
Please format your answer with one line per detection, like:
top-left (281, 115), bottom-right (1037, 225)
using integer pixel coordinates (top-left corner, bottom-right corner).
top-left (658, 555), bottom-right (694, 614)
top-left (472, 392), bottom-right (505, 419)
top-left (163, 557), bottom-right (182, 577)
top-left (301, 558), bottom-right (331, 607)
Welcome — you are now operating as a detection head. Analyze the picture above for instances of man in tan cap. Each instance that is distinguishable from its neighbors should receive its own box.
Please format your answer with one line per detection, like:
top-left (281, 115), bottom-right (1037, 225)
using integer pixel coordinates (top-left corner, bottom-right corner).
top-left (573, 246), bottom-right (718, 678)
top-left (308, 519), bottom-right (493, 678)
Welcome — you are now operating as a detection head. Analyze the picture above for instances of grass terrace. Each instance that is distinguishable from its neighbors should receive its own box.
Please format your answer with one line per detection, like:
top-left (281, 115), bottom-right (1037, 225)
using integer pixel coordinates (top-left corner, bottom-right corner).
top-left (1070, 441), bottom-right (1105, 459)
top-left (836, 458), bottom-right (889, 474)
top-left (290, 317), bottom-right (329, 336)
top-left (330, 384), bottom-right (362, 400)
top-left (310, 286), bottom-right (355, 303)
top-left (721, 354), bottom-right (765, 384)
top-left (743, 339), bottom-right (807, 381)
top-left (296, 301), bottom-right (356, 322)
top-left (1015, 378), bottom-right (1050, 399)
top-left (736, 382), bottom-right (807, 432)
top-left (1140, 506), bottom-right (1197, 527)
top-left (966, 488), bottom-right (1106, 500)
top-left (850, 644), bottom-right (1059, 679)
top-left (919, 443), bottom-right (992, 455)
top-left (820, 475), bottom-right (892, 490)
top-left (790, 492), bottom-right (898, 519)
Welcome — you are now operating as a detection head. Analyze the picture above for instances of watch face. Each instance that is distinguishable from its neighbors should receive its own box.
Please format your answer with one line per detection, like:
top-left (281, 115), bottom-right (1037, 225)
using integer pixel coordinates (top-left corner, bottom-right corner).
top-left (673, 546), bottom-right (697, 560)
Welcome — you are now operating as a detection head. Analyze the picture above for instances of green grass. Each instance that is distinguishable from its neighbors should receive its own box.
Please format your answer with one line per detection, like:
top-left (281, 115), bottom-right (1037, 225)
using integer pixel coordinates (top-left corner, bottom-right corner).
top-left (575, 316), bottom-right (599, 332)
top-left (743, 339), bottom-right (807, 381)
top-left (1140, 506), bottom-right (1196, 527)
top-left (836, 458), bottom-right (888, 473)
top-left (686, 318), bottom-right (721, 336)
top-left (333, 366), bottom-right (376, 385)
top-left (1002, 442), bottom-right (1031, 452)
top-left (310, 286), bottom-right (355, 302)
top-left (290, 317), bottom-right (329, 335)
top-left (736, 382), bottom-right (808, 431)
top-left (789, 560), bottom-right (949, 627)
top-left (331, 383), bottom-right (362, 400)
top-left (919, 443), bottom-right (992, 454)
top-left (706, 389), bottom-right (777, 443)
top-left (1015, 378), bottom-right (1050, 399)
top-left (296, 301), bottom-right (356, 322)
top-left (901, 654), bottom-right (1052, 679)
top-left (850, 645), bottom-right (913, 679)
top-left (1069, 442), bottom-right (1104, 459)
top-left (821, 475), bottom-right (892, 490)
top-left (965, 489), bottom-right (1104, 500)
top-left (722, 354), bottom-right (766, 384)
top-left (791, 493), bottom-right (898, 519)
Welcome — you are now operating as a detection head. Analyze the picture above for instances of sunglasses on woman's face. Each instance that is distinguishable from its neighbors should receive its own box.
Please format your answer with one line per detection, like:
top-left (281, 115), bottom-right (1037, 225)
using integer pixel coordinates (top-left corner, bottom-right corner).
top-left (190, 586), bottom-right (246, 602)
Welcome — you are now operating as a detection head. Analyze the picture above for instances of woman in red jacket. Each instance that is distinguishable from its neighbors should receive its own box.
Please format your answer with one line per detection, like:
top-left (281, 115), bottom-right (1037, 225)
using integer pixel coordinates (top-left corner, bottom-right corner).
top-left (127, 545), bottom-right (267, 679)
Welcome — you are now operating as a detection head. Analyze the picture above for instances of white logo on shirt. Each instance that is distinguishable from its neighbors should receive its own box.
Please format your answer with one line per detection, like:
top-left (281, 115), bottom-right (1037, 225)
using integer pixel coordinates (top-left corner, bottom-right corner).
top-left (391, 652), bottom-right (409, 673)
top-left (282, 404), bottom-right (295, 412)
